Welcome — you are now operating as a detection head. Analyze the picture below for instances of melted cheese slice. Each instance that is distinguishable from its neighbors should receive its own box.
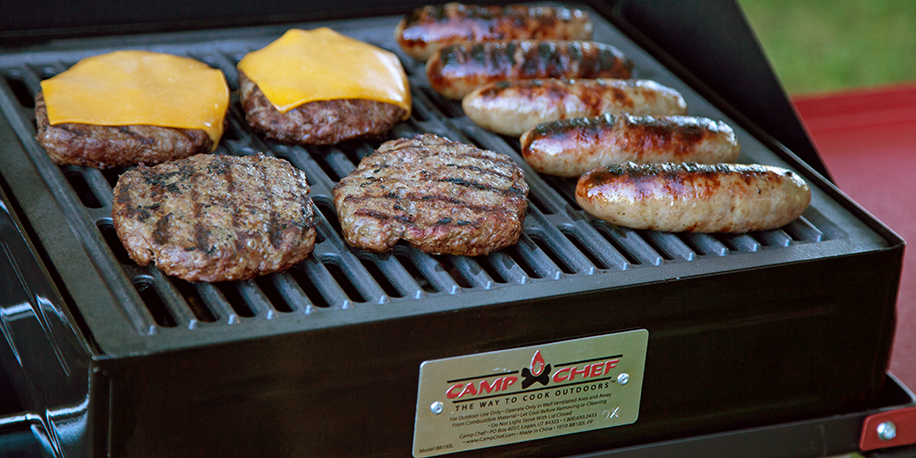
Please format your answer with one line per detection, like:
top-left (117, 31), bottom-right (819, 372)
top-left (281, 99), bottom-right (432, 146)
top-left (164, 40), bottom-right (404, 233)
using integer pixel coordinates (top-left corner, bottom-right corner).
top-left (238, 28), bottom-right (411, 117)
top-left (41, 50), bottom-right (229, 149)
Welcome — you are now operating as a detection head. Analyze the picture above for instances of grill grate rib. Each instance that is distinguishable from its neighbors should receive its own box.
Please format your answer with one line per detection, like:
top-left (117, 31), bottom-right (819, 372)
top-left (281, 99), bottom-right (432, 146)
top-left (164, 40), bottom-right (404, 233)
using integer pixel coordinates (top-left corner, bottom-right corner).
top-left (0, 17), bottom-right (837, 337)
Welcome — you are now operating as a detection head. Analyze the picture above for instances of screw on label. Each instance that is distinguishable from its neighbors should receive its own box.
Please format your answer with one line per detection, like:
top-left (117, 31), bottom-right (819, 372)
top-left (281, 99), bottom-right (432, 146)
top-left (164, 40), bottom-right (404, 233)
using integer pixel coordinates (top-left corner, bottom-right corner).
top-left (617, 373), bottom-right (630, 385)
top-left (877, 421), bottom-right (897, 441)
top-left (430, 401), bottom-right (444, 415)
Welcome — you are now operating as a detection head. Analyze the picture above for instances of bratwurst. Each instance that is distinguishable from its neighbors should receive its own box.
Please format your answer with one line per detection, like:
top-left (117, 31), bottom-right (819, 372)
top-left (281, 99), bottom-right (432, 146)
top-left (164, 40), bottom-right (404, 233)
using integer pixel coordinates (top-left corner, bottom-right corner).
top-left (462, 78), bottom-right (688, 136)
top-left (427, 39), bottom-right (633, 100)
top-left (396, 3), bottom-right (593, 61)
top-left (575, 162), bottom-right (810, 233)
top-left (521, 114), bottom-right (740, 177)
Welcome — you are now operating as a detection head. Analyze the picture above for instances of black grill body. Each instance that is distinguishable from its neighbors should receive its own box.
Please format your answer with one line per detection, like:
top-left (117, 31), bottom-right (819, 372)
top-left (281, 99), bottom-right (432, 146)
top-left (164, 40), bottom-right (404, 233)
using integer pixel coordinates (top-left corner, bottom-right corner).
top-left (0, 1), bottom-right (905, 457)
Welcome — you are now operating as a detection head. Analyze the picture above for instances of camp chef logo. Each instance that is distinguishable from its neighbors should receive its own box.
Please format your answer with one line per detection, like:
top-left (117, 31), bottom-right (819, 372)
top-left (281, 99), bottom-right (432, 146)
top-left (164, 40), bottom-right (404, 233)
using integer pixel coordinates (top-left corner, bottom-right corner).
top-left (521, 350), bottom-right (550, 388)
top-left (445, 350), bottom-right (622, 401)
top-left (414, 330), bottom-right (647, 456)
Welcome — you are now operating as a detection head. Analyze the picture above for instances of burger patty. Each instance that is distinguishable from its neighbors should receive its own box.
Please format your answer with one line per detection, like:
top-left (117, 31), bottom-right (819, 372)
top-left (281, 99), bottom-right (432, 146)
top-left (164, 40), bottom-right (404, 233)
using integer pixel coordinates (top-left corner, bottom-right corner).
top-left (112, 153), bottom-right (317, 282)
top-left (333, 133), bottom-right (528, 256)
top-left (34, 92), bottom-right (214, 168)
top-left (238, 71), bottom-right (407, 145)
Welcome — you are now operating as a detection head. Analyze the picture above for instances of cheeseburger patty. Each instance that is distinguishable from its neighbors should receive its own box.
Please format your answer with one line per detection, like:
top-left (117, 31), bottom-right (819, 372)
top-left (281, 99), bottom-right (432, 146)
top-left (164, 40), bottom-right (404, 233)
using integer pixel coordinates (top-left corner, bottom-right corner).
top-left (238, 71), bottom-right (407, 145)
top-left (35, 92), bottom-right (214, 168)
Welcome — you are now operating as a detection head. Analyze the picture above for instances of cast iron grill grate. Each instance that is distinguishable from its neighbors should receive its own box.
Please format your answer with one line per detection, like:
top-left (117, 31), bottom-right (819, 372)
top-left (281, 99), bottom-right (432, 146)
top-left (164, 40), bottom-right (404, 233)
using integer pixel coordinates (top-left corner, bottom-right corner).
top-left (0, 17), bottom-right (831, 337)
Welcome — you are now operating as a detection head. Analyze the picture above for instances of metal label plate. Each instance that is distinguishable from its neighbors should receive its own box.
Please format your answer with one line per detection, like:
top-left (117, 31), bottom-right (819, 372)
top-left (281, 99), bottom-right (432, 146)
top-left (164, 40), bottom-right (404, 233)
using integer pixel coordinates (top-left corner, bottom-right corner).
top-left (413, 329), bottom-right (648, 457)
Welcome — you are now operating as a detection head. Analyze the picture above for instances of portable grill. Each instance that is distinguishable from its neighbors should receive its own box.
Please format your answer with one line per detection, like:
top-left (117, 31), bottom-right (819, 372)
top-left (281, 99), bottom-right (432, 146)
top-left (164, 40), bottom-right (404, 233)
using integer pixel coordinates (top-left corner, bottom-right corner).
top-left (0, 1), bottom-right (908, 457)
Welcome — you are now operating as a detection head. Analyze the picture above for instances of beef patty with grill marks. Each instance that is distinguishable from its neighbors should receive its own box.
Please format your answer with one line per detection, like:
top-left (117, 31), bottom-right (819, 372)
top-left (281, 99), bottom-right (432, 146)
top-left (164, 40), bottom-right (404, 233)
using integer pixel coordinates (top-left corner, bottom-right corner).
top-left (112, 153), bottom-right (317, 282)
top-left (333, 134), bottom-right (528, 256)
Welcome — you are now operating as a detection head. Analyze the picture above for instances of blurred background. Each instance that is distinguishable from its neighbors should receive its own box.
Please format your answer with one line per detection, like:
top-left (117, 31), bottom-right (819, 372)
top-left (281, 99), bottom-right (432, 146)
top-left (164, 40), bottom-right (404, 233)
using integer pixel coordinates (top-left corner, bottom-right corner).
top-left (738, 0), bottom-right (915, 94)
top-left (737, 0), bottom-right (916, 391)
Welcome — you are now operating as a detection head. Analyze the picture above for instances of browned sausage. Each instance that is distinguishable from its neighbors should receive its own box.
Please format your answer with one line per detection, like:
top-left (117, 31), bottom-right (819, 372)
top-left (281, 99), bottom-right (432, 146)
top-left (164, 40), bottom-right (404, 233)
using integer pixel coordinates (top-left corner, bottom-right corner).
top-left (396, 3), bottom-right (593, 61)
top-left (575, 162), bottom-right (811, 233)
top-left (426, 39), bottom-right (634, 100)
top-left (463, 78), bottom-right (687, 136)
top-left (521, 114), bottom-right (740, 177)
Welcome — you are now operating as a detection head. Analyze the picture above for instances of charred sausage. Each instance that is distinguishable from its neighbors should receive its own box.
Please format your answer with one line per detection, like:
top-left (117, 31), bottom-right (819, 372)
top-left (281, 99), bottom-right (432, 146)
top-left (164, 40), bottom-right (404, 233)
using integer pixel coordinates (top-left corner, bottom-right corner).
top-left (396, 3), bottom-right (593, 61)
top-left (463, 78), bottom-right (688, 136)
top-left (521, 114), bottom-right (740, 177)
top-left (575, 162), bottom-right (811, 233)
top-left (426, 40), bottom-right (634, 100)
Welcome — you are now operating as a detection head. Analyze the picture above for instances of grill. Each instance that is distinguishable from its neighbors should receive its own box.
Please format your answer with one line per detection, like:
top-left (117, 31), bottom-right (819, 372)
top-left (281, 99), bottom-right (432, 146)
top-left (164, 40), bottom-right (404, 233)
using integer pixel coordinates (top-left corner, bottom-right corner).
top-left (0, 2), bottom-right (906, 458)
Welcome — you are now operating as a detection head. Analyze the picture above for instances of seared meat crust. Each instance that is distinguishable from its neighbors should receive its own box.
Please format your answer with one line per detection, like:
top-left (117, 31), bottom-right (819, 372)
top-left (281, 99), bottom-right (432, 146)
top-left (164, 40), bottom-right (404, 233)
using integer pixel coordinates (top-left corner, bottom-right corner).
top-left (396, 3), bottom-right (593, 61)
top-left (333, 134), bottom-right (528, 256)
top-left (238, 71), bottom-right (407, 145)
top-left (426, 39), bottom-right (634, 100)
top-left (35, 92), bottom-right (213, 168)
top-left (112, 153), bottom-right (317, 282)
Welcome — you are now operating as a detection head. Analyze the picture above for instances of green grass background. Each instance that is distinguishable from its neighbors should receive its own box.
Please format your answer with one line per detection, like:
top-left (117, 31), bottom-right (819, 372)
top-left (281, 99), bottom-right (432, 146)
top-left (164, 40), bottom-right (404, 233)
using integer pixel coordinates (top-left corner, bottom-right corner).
top-left (737, 0), bottom-right (916, 95)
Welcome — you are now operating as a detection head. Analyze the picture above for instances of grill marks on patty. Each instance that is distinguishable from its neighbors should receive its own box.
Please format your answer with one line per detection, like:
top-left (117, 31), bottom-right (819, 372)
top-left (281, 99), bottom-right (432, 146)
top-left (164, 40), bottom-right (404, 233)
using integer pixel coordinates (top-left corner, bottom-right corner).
top-left (112, 154), bottom-right (317, 282)
top-left (346, 148), bottom-right (521, 224)
top-left (333, 134), bottom-right (528, 256)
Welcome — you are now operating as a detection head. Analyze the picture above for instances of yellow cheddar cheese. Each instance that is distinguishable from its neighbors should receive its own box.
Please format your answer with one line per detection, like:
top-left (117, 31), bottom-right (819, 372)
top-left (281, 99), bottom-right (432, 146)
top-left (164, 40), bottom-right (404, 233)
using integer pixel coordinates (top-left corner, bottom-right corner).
top-left (238, 28), bottom-right (411, 117)
top-left (40, 50), bottom-right (229, 149)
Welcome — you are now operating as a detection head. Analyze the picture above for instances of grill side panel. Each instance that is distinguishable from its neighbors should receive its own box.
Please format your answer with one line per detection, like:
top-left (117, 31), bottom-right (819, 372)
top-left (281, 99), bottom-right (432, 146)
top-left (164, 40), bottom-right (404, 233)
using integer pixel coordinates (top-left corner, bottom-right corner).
top-left (104, 251), bottom-right (898, 458)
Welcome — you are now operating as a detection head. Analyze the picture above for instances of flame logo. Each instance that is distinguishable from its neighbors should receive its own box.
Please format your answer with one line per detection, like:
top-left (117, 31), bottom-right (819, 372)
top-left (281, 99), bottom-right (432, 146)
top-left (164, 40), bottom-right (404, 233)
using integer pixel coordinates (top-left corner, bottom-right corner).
top-left (530, 350), bottom-right (546, 376)
top-left (521, 350), bottom-right (551, 389)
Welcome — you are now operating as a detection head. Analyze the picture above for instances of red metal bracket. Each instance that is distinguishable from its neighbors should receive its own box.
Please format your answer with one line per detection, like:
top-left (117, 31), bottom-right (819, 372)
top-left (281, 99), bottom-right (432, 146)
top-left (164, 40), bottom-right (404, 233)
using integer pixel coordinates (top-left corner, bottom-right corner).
top-left (860, 405), bottom-right (916, 451)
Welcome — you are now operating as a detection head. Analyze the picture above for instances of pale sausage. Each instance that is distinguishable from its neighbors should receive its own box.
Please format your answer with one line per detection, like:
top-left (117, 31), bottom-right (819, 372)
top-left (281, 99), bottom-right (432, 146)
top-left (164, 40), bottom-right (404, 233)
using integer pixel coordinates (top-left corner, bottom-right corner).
top-left (521, 114), bottom-right (740, 177)
top-left (463, 78), bottom-right (688, 136)
top-left (575, 162), bottom-right (811, 233)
